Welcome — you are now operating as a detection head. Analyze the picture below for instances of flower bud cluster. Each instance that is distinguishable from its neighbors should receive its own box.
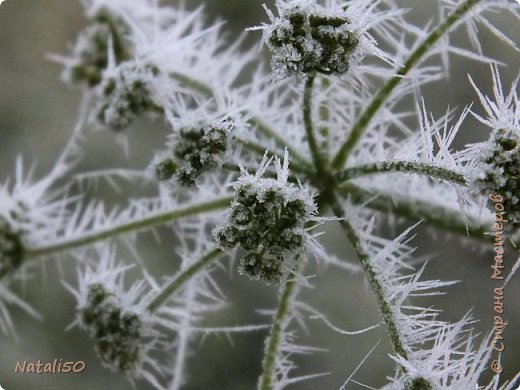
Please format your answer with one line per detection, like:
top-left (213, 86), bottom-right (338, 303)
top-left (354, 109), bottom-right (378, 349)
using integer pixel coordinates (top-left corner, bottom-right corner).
top-left (215, 169), bottom-right (315, 284)
top-left (0, 216), bottom-right (24, 279)
top-left (96, 63), bottom-right (160, 131)
top-left (404, 377), bottom-right (433, 390)
top-left (65, 12), bottom-right (128, 87)
top-left (265, 5), bottom-right (359, 79)
top-left (80, 283), bottom-right (143, 375)
top-left (152, 118), bottom-right (232, 187)
top-left (475, 128), bottom-right (520, 230)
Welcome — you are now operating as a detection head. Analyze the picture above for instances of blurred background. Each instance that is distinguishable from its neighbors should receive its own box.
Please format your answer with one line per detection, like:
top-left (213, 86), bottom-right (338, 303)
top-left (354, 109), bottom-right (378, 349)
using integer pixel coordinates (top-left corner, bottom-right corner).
top-left (0, 1), bottom-right (519, 389)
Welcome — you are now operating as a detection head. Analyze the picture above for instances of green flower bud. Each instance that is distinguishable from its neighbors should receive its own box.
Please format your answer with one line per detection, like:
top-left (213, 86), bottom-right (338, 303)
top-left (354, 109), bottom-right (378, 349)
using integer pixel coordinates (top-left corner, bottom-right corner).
top-left (80, 283), bottom-right (143, 374)
top-left (0, 217), bottom-right (24, 279)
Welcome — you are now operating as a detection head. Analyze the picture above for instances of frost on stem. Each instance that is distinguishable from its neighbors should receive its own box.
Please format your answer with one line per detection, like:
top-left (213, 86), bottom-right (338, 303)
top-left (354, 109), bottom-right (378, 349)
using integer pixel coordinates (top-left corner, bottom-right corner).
top-left (476, 127), bottom-right (520, 230)
top-left (96, 62), bottom-right (161, 131)
top-left (152, 117), bottom-right (233, 187)
top-left (261, 1), bottom-right (359, 79)
top-left (214, 152), bottom-right (316, 284)
top-left (0, 216), bottom-right (24, 279)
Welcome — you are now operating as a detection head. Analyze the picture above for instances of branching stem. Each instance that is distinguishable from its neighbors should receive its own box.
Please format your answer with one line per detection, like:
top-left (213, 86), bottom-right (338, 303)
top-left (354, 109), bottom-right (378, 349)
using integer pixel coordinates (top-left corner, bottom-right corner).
top-left (147, 248), bottom-right (223, 312)
top-left (330, 196), bottom-right (408, 362)
top-left (25, 197), bottom-right (232, 258)
top-left (259, 259), bottom-right (303, 390)
top-left (336, 161), bottom-right (468, 186)
top-left (331, 0), bottom-right (482, 169)
top-left (303, 74), bottom-right (326, 176)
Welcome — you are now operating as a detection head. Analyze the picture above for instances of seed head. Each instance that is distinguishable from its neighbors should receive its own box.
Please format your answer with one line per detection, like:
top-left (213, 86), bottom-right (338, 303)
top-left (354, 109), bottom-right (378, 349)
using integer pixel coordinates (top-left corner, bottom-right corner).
top-left (0, 216), bottom-right (24, 279)
top-left (80, 283), bottom-right (143, 374)
top-left (96, 63), bottom-right (160, 131)
top-left (262, 3), bottom-right (359, 79)
top-left (214, 153), bottom-right (316, 284)
top-left (475, 128), bottom-right (520, 230)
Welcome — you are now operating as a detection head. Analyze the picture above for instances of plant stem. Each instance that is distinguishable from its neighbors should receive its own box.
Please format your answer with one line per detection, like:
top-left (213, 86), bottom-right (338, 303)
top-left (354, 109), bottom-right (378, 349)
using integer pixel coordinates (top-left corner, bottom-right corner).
top-left (319, 76), bottom-right (331, 161)
top-left (259, 260), bottom-right (303, 390)
top-left (336, 161), bottom-right (468, 186)
top-left (303, 74), bottom-right (326, 176)
top-left (25, 197), bottom-right (232, 258)
top-left (330, 196), bottom-right (408, 361)
top-left (339, 182), bottom-right (488, 240)
top-left (331, 0), bottom-right (482, 170)
top-left (147, 248), bottom-right (223, 312)
top-left (247, 117), bottom-right (313, 170)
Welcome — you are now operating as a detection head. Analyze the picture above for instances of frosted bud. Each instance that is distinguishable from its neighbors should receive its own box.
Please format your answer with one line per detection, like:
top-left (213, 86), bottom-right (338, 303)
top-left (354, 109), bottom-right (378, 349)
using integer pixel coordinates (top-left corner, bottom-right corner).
top-left (214, 164), bottom-right (316, 285)
top-left (404, 377), bottom-right (433, 390)
top-left (265, 5), bottom-right (359, 79)
top-left (96, 63), bottom-right (160, 131)
top-left (80, 283), bottom-right (143, 374)
top-left (0, 216), bottom-right (24, 279)
top-left (65, 12), bottom-right (128, 87)
top-left (475, 128), bottom-right (520, 230)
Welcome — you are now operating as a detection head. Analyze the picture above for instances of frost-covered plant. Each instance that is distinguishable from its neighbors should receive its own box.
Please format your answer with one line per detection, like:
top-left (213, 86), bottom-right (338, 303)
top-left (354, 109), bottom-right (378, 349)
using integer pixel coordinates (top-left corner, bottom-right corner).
top-left (1, 0), bottom-right (520, 389)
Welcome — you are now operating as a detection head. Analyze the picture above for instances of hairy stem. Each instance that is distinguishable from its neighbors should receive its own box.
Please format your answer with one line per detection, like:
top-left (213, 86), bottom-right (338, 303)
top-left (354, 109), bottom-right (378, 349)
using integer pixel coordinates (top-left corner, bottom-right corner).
top-left (339, 183), bottom-right (487, 239)
top-left (303, 74), bottom-right (326, 176)
top-left (259, 260), bottom-right (303, 390)
top-left (147, 248), bottom-right (222, 312)
top-left (331, 196), bottom-right (408, 361)
top-left (336, 161), bottom-right (468, 186)
top-left (25, 197), bottom-right (232, 258)
top-left (331, 0), bottom-right (482, 169)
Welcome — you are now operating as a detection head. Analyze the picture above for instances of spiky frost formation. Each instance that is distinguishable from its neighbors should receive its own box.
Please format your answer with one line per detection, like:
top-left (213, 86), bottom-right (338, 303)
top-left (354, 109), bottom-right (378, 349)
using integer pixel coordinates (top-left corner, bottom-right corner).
top-left (214, 152), bottom-right (317, 284)
top-left (151, 117), bottom-right (234, 187)
top-left (68, 249), bottom-right (163, 386)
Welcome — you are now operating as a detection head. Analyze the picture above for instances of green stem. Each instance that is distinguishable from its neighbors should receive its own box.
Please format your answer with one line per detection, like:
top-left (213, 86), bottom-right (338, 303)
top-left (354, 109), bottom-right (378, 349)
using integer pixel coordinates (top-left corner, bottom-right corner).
top-left (169, 72), bottom-right (312, 170)
top-left (336, 161), bottom-right (468, 186)
top-left (331, 0), bottom-right (482, 170)
top-left (330, 196), bottom-right (408, 361)
top-left (339, 183), bottom-right (487, 240)
top-left (303, 74), bottom-right (326, 176)
top-left (25, 197), bottom-right (232, 258)
top-left (147, 248), bottom-right (223, 312)
top-left (259, 260), bottom-right (303, 390)
top-left (319, 77), bottom-right (331, 162)
top-left (247, 117), bottom-right (313, 170)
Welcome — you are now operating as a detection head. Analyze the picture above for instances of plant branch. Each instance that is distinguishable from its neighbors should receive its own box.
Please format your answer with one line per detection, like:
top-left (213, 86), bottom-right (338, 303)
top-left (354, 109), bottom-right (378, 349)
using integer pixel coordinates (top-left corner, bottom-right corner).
top-left (331, 0), bottom-right (482, 170)
top-left (336, 161), bottom-right (468, 186)
top-left (330, 195), bottom-right (408, 362)
top-left (259, 259), bottom-right (303, 390)
top-left (25, 197), bottom-right (232, 258)
top-left (303, 74), bottom-right (326, 176)
top-left (147, 248), bottom-right (223, 312)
